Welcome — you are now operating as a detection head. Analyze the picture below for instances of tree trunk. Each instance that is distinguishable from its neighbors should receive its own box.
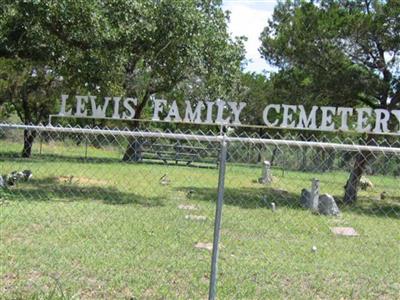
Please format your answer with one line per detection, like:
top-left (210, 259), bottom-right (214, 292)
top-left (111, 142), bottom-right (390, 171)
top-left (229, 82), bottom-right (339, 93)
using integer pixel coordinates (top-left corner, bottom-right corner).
top-left (122, 97), bottom-right (148, 162)
top-left (343, 152), bottom-right (367, 204)
top-left (343, 138), bottom-right (375, 204)
top-left (21, 129), bottom-right (36, 158)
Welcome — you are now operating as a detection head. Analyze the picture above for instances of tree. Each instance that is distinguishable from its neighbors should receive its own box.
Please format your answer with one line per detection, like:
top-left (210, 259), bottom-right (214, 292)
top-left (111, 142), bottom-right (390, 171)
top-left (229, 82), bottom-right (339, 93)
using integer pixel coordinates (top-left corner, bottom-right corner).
top-left (0, 59), bottom-right (62, 157)
top-left (117, 0), bottom-right (245, 161)
top-left (0, 1), bottom-right (124, 157)
top-left (1, 1), bottom-right (244, 160)
top-left (260, 0), bottom-right (400, 203)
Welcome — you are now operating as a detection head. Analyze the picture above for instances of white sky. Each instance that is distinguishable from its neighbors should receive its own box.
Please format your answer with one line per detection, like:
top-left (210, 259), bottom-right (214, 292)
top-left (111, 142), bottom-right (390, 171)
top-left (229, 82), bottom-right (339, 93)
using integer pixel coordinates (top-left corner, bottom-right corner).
top-left (223, 0), bottom-right (277, 74)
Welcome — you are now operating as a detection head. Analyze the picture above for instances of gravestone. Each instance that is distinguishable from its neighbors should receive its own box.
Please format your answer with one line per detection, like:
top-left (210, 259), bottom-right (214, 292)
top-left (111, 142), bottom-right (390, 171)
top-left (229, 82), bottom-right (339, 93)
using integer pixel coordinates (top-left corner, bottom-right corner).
top-left (195, 242), bottom-right (213, 251)
top-left (300, 189), bottom-right (311, 208)
top-left (0, 175), bottom-right (4, 188)
top-left (6, 173), bottom-right (17, 186)
top-left (22, 170), bottom-right (32, 181)
top-left (258, 161), bottom-right (272, 184)
top-left (310, 178), bottom-right (320, 213)
top-left (318, 194), bottom-right (340, 216)
top-left (299, 179), bottom-right (340, 216)
top-left (299, 179), bottom-right (319, 211)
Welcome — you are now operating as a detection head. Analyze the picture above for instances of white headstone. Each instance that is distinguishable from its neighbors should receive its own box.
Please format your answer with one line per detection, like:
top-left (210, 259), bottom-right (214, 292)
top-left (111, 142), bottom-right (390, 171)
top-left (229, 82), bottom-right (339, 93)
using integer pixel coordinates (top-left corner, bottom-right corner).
top-left (300, 188), bottom-right (311, 208)
top-left (259, 160), bottom-right (272, 184)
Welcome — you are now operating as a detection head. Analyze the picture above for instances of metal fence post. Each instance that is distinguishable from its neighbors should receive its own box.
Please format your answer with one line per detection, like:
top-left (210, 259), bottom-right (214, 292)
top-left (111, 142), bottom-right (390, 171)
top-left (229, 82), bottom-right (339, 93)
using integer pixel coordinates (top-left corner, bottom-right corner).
top-left (209, 135), bottom-right (228, 300)
top-left (84, 135), bottom-right (88, 160)
top-left (39, 133), bottom-right (43, 155)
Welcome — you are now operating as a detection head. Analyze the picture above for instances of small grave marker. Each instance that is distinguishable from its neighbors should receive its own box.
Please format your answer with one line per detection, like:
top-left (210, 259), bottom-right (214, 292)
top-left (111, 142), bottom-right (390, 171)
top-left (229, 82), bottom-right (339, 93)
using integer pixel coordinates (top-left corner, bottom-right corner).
top-left (258, 160), bottom-right (272, 184)
top-left (178, 204), bottom-right (198, 210)
top-left (185, 215), bottom-right (207, 221)
top-left (331, 227), bottom-right (359, 236)
top-left (195, 242), bottom-right (213, 251)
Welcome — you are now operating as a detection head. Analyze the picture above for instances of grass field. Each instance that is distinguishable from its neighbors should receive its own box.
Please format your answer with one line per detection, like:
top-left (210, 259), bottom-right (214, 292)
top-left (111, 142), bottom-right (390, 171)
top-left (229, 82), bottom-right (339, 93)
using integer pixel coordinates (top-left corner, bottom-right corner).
top-left (1, 139), bottom-right (399, 299)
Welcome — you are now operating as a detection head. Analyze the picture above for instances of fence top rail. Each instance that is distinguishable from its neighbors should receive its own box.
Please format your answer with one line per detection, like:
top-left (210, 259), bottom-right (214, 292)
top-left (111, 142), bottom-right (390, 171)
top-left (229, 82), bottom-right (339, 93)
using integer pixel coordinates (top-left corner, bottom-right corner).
top-left (48, 114), bottom-right (400, 137)
top-left (1, 123), bottom-right (399, 154)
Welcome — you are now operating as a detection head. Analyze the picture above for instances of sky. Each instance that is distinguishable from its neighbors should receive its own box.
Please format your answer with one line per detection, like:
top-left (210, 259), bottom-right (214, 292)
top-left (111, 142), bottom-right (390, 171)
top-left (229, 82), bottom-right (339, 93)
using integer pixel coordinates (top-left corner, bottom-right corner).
top-left (223, 0), bottom-right (278, 74)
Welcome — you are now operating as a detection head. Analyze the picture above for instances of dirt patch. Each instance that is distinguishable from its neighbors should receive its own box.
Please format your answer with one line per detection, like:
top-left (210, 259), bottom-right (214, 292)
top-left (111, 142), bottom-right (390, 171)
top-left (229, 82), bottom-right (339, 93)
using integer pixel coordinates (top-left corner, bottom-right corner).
top-left (56, 176), bottom-right (108, 186)
top-left (75, 276), bottom-right (111, 300)
top-left (1, 273), bottom-right (18, 294)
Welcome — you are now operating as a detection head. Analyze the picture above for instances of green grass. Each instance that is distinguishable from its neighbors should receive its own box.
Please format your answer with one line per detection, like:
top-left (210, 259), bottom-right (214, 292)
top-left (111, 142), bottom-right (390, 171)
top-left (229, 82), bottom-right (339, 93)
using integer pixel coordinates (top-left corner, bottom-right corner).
top-left (1, 140), bottom-right (399, 299)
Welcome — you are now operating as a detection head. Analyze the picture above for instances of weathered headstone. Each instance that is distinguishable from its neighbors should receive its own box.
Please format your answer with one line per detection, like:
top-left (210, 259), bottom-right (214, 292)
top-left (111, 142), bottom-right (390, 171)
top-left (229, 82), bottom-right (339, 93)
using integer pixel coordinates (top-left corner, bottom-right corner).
top-left (318, 194), bottom-right (340, 216)
top-left (299, 179), bottom-right (319, 211)
top-left (300, 188), bottom-right (311, 208)
top-left (6, 173), bottom-right (17, 186)
top-left (310, 178), bottom-right (320, 213)
top-left (258, 160), bottom-right (272, 184)
top-left (300, 179), bottom-right (340, 216)
top-left (271, 202), bottom-right (276, 212)
top-left (0, 175), bottom-right (4, 188)
top-left (22, 170), bottom-right (32, 181)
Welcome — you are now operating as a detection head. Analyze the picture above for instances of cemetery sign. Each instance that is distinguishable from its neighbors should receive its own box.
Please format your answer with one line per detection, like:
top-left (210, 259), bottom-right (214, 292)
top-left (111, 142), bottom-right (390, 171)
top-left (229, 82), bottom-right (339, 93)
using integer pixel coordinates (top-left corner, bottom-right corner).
top-left (58, 95), bottom-right (400, 134)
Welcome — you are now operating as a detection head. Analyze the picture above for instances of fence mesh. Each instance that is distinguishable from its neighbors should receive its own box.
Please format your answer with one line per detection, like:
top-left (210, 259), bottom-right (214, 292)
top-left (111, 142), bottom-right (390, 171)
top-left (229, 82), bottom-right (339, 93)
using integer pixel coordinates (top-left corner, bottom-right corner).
top-left (1, 123), bottom-right (399, 299)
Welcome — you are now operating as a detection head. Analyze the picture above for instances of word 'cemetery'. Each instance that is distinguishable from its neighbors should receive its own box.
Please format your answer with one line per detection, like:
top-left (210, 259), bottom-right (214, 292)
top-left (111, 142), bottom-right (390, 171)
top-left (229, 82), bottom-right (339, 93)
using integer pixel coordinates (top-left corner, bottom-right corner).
top-left (59, 95), bottom-right (400, 134)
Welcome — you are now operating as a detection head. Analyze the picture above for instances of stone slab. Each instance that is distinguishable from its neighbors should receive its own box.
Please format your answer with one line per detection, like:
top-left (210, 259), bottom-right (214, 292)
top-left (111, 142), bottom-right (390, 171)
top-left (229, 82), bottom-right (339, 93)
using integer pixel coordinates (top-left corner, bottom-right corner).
top-left (185, 215), bottom-right (207, 221)
top-left (178, 204), bottom-right (198, 210)
top-left (194, 242), bottom-right (213, 251)
top-left (331, 227), bottom-right (359, 236)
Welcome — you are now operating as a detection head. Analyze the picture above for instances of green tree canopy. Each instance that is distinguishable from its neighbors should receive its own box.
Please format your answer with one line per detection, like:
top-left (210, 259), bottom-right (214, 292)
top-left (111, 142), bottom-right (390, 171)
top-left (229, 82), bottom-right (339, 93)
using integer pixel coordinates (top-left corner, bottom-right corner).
top-left (259, 0), bottom-right (400, 204)
top-left (0, 0), bottom-right (245, 158)
top-left (260, 0), bottom-right (399, 111)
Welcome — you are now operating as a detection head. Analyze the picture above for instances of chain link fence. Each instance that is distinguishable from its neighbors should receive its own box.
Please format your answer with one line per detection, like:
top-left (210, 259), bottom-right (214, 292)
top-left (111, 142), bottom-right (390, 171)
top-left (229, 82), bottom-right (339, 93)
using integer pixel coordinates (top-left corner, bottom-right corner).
top-left (1, 123), bottom-right (399, 299)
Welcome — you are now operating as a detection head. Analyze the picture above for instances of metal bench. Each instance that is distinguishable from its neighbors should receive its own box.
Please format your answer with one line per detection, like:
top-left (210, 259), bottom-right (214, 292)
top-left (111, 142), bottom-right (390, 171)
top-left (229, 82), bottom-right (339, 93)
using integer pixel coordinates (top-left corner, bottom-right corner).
top-left (140, 142), bottom-right (219, 167)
